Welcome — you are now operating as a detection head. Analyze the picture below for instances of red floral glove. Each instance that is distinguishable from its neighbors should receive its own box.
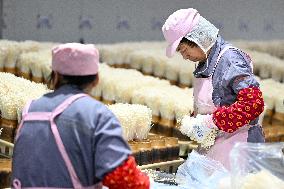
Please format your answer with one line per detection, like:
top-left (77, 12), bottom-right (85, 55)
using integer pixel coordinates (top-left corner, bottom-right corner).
top-left (213, 87), bottom-right (264, 133)
top-left (102, 156), bottom-right (150, 189)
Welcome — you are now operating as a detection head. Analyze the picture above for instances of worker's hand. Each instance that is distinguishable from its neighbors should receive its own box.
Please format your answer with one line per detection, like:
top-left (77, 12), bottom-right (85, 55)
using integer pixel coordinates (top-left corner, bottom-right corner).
top-left (179, 114), bottom-right (218, 147)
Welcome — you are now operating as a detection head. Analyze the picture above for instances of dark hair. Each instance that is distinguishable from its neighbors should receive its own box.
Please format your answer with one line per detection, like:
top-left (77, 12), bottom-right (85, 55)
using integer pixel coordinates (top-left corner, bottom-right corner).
top-left (179, 37), bottom-right (198, 48)
top-left (47, 71), bottom-right (98, 90)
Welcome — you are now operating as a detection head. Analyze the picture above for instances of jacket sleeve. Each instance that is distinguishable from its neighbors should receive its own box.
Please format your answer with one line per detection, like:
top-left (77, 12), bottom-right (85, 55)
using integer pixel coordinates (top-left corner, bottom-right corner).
top-left (94, 107), bottom-right (149, 188)
top-left (212, 49), bottom-right (264, 133)
top-left (213, 87), bottom-right (264, 133)
top-left (93, 107), bottom-right (132, 180)
top-left (102, 156), bottom-right (150, 189)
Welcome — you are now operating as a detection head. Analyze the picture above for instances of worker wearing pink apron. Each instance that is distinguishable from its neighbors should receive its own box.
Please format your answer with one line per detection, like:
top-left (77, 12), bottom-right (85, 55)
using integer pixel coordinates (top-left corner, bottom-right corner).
top-left (162, 8), bottom-right (265, 170)
top-left (193, 46), bottom-right (255, 170)
top-left (12, 43), bottom-right (149, 188)
top-left (13, 93), bottom-right (103, 189)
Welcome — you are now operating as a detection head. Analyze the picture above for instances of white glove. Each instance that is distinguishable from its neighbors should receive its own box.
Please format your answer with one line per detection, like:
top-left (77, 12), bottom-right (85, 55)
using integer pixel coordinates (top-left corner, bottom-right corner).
top-left (180, 114), bottom-right (218, 148)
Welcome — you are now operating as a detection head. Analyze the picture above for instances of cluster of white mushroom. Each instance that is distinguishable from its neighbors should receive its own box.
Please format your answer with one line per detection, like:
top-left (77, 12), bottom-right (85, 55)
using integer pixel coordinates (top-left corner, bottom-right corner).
top-left (232, 39), bottom-right (284, 60)
top-left (0, 39), bottom-right (57, 82)
top-left (17, 49), bottom-right (52, 82)
top-left (0, 40), bottom-right (21, 73)
top-left (127, 49), bottom-right (196, 87)
top-left (259, 79), bottom-right (284, 126)
top-left (91, 63), bottom-right (194, 126)
top-left (180, 114), bottom-right (218, 148)
top-left (245, 50), bottom-right (284, 82)
top-left (108, 103), bottom-right (152, 141)
top-left (97, 41), bottom-right (167, 67)
top-left (0, 72), bottom-right (51, 121)
top-left (97, 42), bottom-right (196, 87)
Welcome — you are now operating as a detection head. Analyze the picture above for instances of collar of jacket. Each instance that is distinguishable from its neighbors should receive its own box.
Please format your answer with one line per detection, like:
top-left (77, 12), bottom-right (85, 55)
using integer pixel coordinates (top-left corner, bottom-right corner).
top-left (193, 36), bottom-right (227, 78)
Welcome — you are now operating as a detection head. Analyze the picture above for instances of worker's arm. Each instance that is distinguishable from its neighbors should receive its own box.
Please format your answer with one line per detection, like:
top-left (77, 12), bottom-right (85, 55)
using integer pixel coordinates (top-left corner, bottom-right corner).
top-left (213, 86), bottom-right (264, 133)
top-left (103, 156), bottom-right (149, 189)
top-left (94, 107), bottom-right (149, 189)
top-left (212, 49), bottom-right (264, 133)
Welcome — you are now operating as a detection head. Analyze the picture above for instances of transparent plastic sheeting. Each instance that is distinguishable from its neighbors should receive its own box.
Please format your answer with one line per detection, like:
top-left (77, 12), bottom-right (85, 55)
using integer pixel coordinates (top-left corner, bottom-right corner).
top-left (230, 142), bottom-right (284, 189)
top-left (151, 142), bottom-right (284, 189)
top-left (175, 150), bottom-right (229, 189)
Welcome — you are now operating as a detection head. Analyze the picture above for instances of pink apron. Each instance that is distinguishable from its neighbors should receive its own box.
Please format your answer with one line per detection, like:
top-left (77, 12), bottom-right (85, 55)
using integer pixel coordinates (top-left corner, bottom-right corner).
top-left (13, 94), bottom-right (103, 189)
top-left (193, 46), bottom-right (251, 170)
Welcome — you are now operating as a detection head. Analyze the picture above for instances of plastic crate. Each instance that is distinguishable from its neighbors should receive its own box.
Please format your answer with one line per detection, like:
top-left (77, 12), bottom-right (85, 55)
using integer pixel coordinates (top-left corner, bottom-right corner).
top-left (0, 139), bottom-right (14, 158)
top-left (178, 140), bottom-right (198, 157)
top-left (138, 158), bottom-right (184, 173)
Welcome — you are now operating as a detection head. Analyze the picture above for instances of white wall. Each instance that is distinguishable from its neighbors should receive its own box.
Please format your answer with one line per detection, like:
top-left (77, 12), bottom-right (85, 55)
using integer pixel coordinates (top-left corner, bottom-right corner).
top-left (2, 0), bottom-right (284, 43)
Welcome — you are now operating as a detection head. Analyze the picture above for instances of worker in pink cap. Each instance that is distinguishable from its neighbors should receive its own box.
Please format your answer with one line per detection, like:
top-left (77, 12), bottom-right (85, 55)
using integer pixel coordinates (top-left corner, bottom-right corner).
top-left (162, 8), bottom-right (265, 170)
top-left (12, 43), bottom-right (150, 189)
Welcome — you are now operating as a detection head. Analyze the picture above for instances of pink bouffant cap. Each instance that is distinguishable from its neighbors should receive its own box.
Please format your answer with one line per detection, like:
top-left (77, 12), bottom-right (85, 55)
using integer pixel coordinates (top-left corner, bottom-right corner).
top-left (52, 43), bottom-right (99, 76)
top-left (162, 8), bottom-right (200, 58)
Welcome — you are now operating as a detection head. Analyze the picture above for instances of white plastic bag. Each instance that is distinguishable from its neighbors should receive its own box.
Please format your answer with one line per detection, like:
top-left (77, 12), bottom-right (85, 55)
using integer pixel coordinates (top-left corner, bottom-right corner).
top-left (176, 150), bottom-right (229, 189)
top-left (230, 142), bottom-right (284, 189)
